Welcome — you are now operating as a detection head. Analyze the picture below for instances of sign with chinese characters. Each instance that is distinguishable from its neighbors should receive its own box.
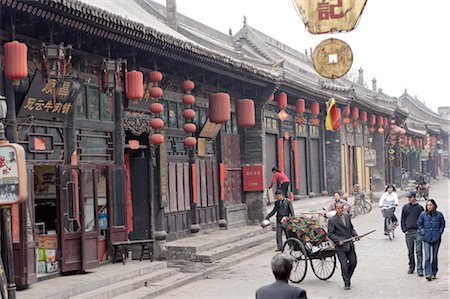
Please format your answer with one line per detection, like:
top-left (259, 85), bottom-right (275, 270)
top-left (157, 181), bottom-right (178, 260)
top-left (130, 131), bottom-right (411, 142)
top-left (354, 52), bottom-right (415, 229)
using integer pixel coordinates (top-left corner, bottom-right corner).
top-left (312, 38), bottom-right (353, 79)
top-left (0, 143), bottom-right (27, 205)
top-left (242, 164), bottom-right (265, 191)
top-left (364, 148), bottom-right (376, 167)
top-left (18, 72), bottom-right (82, 121)
top-left (293, 0), bottom-right (367, 34)
top-left (199, 118), bottom-right (222, 139)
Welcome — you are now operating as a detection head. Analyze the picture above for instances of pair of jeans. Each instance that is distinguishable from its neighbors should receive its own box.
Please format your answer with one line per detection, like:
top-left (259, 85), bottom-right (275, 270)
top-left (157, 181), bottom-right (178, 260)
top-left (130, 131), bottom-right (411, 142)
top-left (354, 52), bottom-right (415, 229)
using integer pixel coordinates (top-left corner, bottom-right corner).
top-left (405, 230), bottom-right (423, 273)
top-left (336, 247), bottom-right (357, 286)
top-left (280, 182), bottom-right (290, 198)
top-left (423, 239), bottom-right (441, 276)
top-left (384, 207), bottom-right (398, 232)
top-left (276, 223), bottom-right (286, 250)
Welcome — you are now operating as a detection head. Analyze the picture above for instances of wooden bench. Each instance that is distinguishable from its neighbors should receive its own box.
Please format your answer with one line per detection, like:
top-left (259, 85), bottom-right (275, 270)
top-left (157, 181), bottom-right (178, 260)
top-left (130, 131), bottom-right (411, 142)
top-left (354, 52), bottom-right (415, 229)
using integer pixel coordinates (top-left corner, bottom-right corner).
top-left (111, 239), bottom-right (154, 265)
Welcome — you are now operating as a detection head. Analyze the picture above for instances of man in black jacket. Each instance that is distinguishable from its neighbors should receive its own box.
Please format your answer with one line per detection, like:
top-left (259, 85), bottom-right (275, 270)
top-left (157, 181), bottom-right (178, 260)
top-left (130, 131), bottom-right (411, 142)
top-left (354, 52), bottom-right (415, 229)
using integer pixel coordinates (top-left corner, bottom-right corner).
top-left (328, 202), bottom-right (359, 290)
top-left (266, 189), bottom-right (295, 251)
top-left (256, 253), bottom-right (307, 299)
top-left (401, 191), bottom-right (424, 276)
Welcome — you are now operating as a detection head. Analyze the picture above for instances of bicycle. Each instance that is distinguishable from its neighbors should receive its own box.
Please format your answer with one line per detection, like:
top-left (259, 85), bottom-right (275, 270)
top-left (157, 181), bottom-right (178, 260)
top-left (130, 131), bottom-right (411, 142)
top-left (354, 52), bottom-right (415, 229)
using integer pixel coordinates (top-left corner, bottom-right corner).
top-left (353, 185), bottom-right (372, 216)
top-left (381, 208), bottom-right (395, 240)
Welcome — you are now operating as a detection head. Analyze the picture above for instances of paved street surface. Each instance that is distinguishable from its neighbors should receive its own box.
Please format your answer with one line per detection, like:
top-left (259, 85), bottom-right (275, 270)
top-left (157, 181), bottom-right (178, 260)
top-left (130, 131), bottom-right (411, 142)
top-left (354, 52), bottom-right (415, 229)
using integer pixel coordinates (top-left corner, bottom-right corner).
top-left (154, 179), bottom-right (449, 299)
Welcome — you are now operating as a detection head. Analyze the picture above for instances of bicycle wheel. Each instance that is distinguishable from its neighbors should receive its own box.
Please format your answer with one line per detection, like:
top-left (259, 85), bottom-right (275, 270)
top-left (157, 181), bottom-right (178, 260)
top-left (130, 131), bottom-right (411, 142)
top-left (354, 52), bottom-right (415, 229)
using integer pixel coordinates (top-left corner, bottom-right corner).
top-left (386, 218), bottom-right (394, 240)
top-left (310, 253), bottom-right (336, 280)
top-left (362, 200), bottom-right (372, 214)
top-left (282, 238), bottom-right (308, 283)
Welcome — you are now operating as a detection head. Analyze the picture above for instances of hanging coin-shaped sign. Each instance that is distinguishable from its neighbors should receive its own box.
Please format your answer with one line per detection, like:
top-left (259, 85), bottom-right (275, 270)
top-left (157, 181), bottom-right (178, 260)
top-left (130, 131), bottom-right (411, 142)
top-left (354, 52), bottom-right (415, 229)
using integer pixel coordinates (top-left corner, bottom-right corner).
top-left (312, 38), bottom-right (353, 79)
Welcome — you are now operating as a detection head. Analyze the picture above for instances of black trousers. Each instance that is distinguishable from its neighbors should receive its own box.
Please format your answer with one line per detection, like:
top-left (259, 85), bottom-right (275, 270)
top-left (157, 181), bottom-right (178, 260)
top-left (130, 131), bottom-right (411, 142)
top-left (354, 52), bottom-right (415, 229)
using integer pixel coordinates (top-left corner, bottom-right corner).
top-left (280, 182), bottom-right (290, 198)
top-left (336, 247), bottom-right (357, 286)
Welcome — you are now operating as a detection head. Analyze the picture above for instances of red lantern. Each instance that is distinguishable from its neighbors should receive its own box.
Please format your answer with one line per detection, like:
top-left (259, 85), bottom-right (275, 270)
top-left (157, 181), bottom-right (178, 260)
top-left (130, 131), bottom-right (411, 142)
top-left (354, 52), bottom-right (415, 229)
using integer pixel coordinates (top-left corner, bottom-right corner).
top-left (360, 111), bottom-right (367, 123)
top-left (149, 87), bottom-right (163, 99)
top-left (150, 103), bottom-right (164, 114)
top-left (149, 71), bottom-right (163, 83)
top-left (377, 116), bottom-right (384, 127)
top-left (296, 99), bottom-right (305, 114)
top-left (184, 136), bottom-right (197, 147)
top-left (128, 140), bottom-right (140, 150)
top-left (4, 41), bottom-right (28, 85)
top-left (236, 99), bottom-right (255, 128)
top-left (182, 80), bottom-right (195, 92)
top-left (277, 93), bottom-right (287, 109)
top-left (150, 118), bottom-right (164, 129)
top-left (311, 101), bottom-right (320, 115)
top-left (369, 114), bottom-right (376, 126)
top-left (150, 133), bottom-right (165, 145)
top-left (344, 105), bottom-right (351, 116)
top-left (183, 109), bottom-right (196, 120)
top-left (182, 95), bottom-right (195, 105)
top-left (351, 107), bottom-right (359, 120)
top-left (126, 70), bottom-right (144, 100)
top-left (209, 93), bottom-right (230, 123)
top-left (183, 123), bottom-right (197, 133)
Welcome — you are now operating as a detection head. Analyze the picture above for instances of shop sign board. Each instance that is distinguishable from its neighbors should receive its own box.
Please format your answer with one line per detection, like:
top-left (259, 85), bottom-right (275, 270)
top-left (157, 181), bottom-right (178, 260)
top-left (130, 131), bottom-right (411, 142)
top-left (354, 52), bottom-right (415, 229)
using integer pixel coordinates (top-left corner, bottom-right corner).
top-left (243, 164), bottom-right (265, 191)
top-left (293, 0), bottom-right (368, 34)
top-left (364, 148), bottom-right (376, 167)
top-left (0, 143), bottom-right (27, 205)
top-left (18, 72), bottom-right (82, 122)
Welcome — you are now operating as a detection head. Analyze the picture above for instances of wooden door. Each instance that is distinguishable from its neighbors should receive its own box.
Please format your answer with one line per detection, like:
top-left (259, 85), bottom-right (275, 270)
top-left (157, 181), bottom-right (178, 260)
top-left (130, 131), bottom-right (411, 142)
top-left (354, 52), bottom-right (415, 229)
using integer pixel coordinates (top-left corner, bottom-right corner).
top-left (80, 167), bottom-right (99, 270)
top-left (265, 134), bottom-right (277, 188)
top-left (310, 139), bottom-right (321, 194)
top-left (283, 138), bottom-right (291, 185)
top-left (57, 165), bottom-right (82, 272)
top-left (107, 166), bottom-right (127, 245)
top-left (297, 138), bottom-right (308, 196)
top-left (221, 133), bottom-right (241, 206)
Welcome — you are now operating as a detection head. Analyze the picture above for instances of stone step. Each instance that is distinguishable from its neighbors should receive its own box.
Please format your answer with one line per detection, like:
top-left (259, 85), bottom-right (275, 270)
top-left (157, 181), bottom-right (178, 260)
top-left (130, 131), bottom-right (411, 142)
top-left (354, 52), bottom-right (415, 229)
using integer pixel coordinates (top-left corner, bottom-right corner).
top-left (195, 231), bottom-right (274, 263)
top-left (17, 261), bottom-right (167, 299)
top-left (71, 268), bottom-right (178, 299)
top-left (163, 225), bottom-right (270, 260)
top-left (113, 240), bottom-right (275, 299)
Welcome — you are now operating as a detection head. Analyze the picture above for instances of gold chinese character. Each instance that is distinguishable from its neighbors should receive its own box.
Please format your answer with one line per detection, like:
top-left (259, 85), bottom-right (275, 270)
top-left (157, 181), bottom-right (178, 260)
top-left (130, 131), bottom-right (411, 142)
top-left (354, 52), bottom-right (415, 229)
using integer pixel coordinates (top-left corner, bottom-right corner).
top-left (41, 80), bottom-right (57, 94)
top-left (34, 99), bottom-right (46, 111)
top-left (62, 103), bottom-right (72, 114)
top-left (24, 98), bottom-right (36, 110)
top-left (44, 101), bottom-right (54, 112)
top-left (51, 102), bottom-right (63, 113)
top-left (57, 81), bottom-right (70, 97)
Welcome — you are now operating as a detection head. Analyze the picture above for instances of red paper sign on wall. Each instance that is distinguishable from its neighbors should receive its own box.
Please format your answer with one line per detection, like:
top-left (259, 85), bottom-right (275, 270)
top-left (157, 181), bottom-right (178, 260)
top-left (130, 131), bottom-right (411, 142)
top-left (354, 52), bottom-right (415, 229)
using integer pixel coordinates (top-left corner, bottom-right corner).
top-left (242, 164), bottom-right (265, 192)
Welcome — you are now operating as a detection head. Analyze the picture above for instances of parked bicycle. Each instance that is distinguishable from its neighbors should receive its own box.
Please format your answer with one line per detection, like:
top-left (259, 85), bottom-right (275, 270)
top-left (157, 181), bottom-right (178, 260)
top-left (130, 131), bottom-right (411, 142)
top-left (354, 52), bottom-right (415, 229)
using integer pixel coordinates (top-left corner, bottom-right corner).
top-left (353, 185), bottom-right (372, 216)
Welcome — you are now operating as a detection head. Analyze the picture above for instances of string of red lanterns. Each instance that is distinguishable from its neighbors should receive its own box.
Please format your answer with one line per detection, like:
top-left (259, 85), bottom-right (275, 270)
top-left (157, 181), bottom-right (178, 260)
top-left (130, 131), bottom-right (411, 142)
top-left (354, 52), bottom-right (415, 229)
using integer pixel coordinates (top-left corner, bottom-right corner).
top-left (148, 71), bottom-right (164, 145)
top-left (182, 80), bottom-right (197, 148)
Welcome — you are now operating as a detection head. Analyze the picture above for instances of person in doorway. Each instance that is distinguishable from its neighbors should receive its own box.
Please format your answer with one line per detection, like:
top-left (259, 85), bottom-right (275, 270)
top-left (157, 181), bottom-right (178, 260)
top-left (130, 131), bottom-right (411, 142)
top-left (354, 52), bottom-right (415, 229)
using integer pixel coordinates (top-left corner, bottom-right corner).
top-left (328, 191), bottom-right (353, 217)
top-left (401, 191), bottom-right (424, 276)
top-left (328, 202), bottom-right (359, 290)
top-left (266, 190), bottom-right (295, 251)
top-left (379, 184), bottom-right (399, 235)
top-left (255, 253), bottom-right (308, 299)
top-left (417, 199), bottom-right (446, 281)
top-left (268, 167), bottom-right (290, 198)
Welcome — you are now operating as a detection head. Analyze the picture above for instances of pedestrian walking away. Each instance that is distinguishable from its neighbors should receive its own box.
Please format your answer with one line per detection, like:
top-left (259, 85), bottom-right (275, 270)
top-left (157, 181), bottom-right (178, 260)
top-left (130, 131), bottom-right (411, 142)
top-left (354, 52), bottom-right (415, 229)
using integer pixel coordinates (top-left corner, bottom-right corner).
top-left (400, 191), bottom-right (424, 276)
top-left (417, 199), bottom-right (446, 281)
top-left (268, 167), bottom-right (290, 198)
top-left (255, 253), bottom-right (308, 299)
top-left (328, 191), bottom-right (353, 217)
top-left (379, 184), bottom-right (399, 235)
top-left (327, 202), bottom-right (359, 290)
top-left (266, 189), bottom-right (295, 251)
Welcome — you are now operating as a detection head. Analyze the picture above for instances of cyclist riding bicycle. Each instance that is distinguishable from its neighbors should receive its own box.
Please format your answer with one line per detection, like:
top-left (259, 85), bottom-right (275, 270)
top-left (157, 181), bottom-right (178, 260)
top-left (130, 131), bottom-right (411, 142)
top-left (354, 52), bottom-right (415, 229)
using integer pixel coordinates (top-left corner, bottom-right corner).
top-left (379, 184), bottom-right (399, 235)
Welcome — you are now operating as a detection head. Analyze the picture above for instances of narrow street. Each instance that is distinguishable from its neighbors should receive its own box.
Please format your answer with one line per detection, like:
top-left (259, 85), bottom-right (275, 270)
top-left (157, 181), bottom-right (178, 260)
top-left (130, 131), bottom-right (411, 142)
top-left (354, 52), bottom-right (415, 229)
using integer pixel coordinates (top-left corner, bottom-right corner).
top-left (154, 179), bottom-right (449, 299)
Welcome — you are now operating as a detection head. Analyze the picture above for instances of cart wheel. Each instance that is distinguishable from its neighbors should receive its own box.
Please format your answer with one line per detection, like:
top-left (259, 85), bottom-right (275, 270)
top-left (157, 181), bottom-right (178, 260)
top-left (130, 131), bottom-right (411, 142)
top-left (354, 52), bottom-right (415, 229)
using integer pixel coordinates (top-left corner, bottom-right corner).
top-left (310, 253), bottom-right (336, 280)
top-left (282, 238), bottom-right (308, 283)
top-left (362, 200), bottom-right (372, 214)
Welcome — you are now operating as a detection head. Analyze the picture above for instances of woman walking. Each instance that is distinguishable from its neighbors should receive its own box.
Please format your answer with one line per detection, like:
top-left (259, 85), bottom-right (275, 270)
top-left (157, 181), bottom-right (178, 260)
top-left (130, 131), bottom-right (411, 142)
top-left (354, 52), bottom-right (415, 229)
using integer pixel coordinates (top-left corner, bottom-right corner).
top-left (417, 199), bottom-right (446, 281)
